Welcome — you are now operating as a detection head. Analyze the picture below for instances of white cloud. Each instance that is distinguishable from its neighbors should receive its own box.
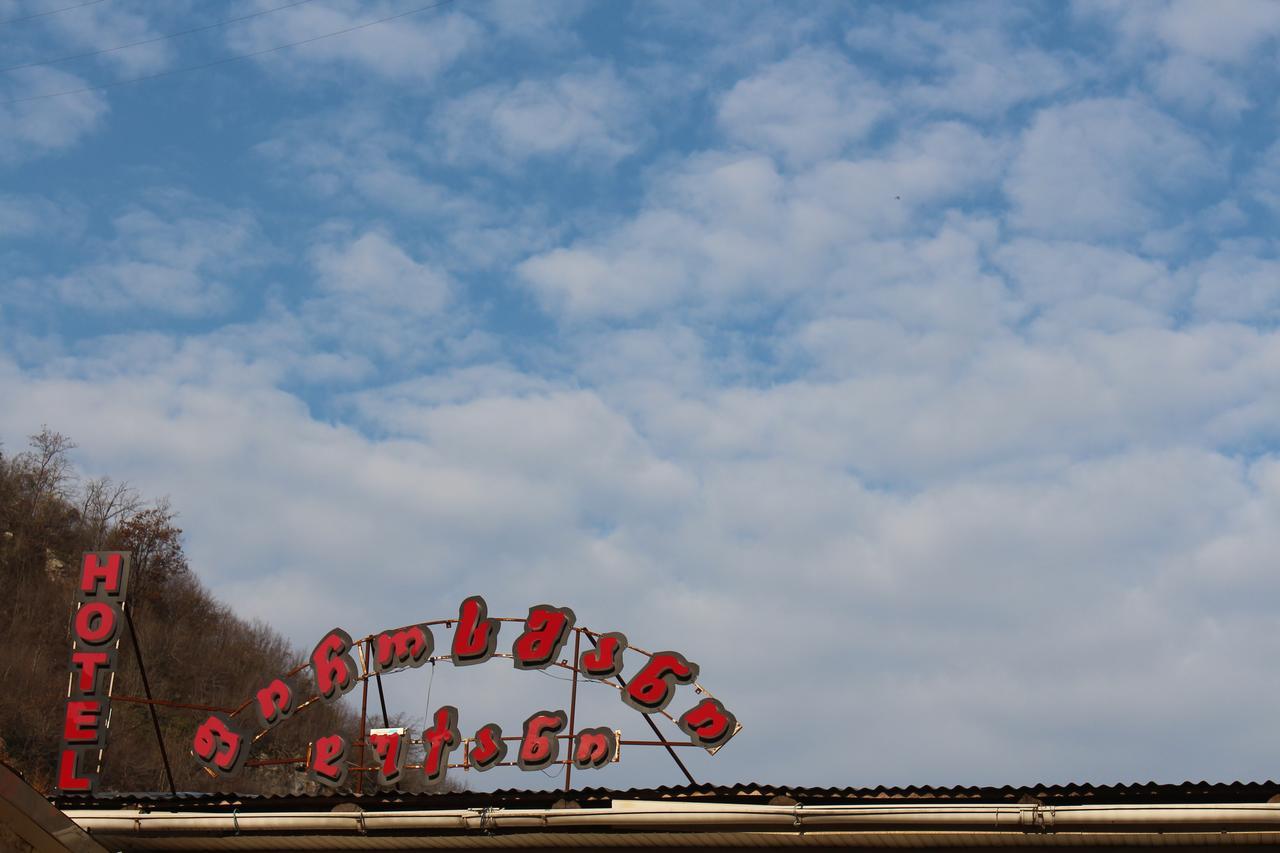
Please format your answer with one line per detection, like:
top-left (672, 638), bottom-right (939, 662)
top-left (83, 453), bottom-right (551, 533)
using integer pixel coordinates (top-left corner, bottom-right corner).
top-left (1083, 0), bottom-right (1280, 63)
top-left (1004, 97), bottom-right (1221, 240)
top-left (1191, 250), bottom-right (1280, 323)
top-left (45, 195), bottom-right (260, 316)
top-left (1155, 0), bottom-right (1280, 61)
top-left (0, 194), bottom-right (80, 238)
top-left (1148, 54), bottom-right (1251, 119)
top-left (254, 111), bottom-right (561, 273)
top-left (994, 239), bottom-right (1180, 334)
top-left (431, 65), bottom-right (644, 168)
top-left (717, 49), bottom-right (888, 167)
top-left (311, 231), bottom-right (450, 315)
top-left (1250, 140), bottom-right (1280, 214)
top-left (286, 229), bottom-right (464, 366)
top-left (0, 68), bottom-right (107, 162)
top-left (471, 0), bottom-right (591, 51)
top-left (43, 2), bottom-right (185, 76)
top-left (256, 110), bottom-right (473, 214)
top-left (846, 10), bottom-right (1077, 118)
top-left (519, 123), bottom-right (1006, 321)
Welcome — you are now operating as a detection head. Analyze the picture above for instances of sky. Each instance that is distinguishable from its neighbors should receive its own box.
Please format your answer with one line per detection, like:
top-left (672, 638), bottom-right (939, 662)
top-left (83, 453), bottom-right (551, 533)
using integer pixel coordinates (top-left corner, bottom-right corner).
top-left (2, 0), bottom-right (1280, 791)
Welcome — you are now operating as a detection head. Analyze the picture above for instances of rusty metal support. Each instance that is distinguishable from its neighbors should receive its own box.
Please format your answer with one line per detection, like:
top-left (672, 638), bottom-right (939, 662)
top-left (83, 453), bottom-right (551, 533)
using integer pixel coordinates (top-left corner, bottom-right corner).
top-left (123, 603), bottom-right (177, 797)
top-left (564, 628), bottom-right (582, 792)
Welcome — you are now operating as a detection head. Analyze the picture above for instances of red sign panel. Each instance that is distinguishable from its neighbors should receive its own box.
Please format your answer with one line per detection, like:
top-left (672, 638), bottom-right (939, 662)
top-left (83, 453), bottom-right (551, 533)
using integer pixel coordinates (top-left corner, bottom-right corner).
top-left (57, 552), bottom-right (131, 793)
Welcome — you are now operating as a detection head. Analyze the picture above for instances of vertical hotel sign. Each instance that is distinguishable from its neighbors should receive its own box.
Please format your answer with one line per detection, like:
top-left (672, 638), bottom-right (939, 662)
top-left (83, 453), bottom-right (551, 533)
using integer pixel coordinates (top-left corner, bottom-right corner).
top-left (57, 552), bottom-right (131, 793)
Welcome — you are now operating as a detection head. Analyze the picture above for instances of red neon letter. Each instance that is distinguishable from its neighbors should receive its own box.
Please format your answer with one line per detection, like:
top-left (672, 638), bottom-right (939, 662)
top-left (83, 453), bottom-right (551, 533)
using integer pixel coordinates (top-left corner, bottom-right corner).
top-left (192, 713), bottom-right (247, 776)
top-left (517, 710), bottom-right (567, 771)
top-left (622, 651), bottom-right (698, 713)
top-left (579, 632), bottom-right (627, 680)
top-left (572, 727), bottom-right (616, 770)
top-left (308, 734), bottom-right (348, 788)
top-left (73, 602), bottom-right (118, 647)
top-left (79, 553), bottom-right (127, 599)
top-left (310, 628), bottom-right (358, 701)
top-left (678, 698), bottom-right (737, 750)
top-left (63, 700), bottom-right (103, 744)
top-left (56, 750), bottom-right (92, 793)
top-left (254, 678), bottom-right (295, 729)
top-left (512, 605), bottom-right (575, 670)
top-left (451, 596), bottom-right (499, 666)
top-left (69, 651), bottom-right (111, 695)
top-left (469, 723), bottom-right (506, 771)
top-left (374, 625), bottom-right (433, 672)
top-left (422, 706), bottom-right (461, 785)
top-left (367, 730), bottom-right (406, 786)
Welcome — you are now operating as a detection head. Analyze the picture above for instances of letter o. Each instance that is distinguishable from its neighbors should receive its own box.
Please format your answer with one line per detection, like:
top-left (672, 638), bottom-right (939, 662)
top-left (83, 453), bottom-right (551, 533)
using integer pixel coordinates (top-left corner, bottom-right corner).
top-left (74, 602), bottom-right (118, 646)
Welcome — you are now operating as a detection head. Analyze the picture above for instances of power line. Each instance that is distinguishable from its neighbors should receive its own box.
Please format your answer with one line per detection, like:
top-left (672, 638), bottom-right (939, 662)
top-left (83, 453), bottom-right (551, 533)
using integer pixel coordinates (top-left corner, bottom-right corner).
top-left (0, 0), bottom-right (108, 27)
top-left (2, 0), bottom-right (321, 74)
top-left (1, 0), bottom-right (458, 105)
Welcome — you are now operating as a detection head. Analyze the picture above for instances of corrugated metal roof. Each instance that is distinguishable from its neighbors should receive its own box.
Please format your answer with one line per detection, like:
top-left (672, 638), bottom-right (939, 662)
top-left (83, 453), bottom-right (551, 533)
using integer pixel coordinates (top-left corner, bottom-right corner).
top-left (53, 780), bottom-right (1280, 812)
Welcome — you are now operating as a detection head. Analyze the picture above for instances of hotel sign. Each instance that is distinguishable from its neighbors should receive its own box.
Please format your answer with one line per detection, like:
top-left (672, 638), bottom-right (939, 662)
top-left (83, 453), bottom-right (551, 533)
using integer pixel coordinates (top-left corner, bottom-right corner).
top-left (57, 552), bottom-right (131, 793)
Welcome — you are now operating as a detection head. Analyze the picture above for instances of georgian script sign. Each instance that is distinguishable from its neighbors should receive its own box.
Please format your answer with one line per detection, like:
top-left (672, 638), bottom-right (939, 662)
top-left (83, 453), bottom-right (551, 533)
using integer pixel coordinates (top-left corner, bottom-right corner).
top-left (57, 552), bottom-right (131, 793)
top-left (193, 596), bottom-right (739, 788)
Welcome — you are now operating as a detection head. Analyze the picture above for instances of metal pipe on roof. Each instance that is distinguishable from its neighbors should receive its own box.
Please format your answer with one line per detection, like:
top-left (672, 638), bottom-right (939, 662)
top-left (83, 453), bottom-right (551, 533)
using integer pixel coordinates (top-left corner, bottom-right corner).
top-left (63, 801), bottom-right (1280, 837)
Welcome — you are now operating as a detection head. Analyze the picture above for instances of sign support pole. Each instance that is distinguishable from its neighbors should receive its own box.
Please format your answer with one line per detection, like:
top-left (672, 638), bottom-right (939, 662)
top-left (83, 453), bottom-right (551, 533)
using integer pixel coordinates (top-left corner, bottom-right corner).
top-left (374, 671), bottom-right (391, 728)
top-left (123, 603), bottom-right (177, 796)
top-left (357, 642), bottom-right (370, 795)
top-left (563, 628), bottom-right (582, 793)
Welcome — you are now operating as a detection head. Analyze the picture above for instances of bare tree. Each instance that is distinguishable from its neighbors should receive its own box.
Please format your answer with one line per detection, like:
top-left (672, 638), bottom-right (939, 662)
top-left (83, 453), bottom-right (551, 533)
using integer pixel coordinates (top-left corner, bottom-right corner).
top-left (80, 477), bottom-right (142, 549)
top-left (20, 427), bottom-right (77, 505)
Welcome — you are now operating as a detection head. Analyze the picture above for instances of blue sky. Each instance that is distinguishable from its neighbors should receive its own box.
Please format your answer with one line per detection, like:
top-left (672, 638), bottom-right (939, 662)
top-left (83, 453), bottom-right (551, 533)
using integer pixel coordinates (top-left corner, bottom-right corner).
top-left (3, 0), bottom-right (1280, 790)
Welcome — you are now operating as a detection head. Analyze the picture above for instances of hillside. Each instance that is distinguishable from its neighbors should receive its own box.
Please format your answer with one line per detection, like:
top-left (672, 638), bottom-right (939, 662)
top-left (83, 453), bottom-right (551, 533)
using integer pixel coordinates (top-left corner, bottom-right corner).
top-left (0, 428), bottom-right (360, 795)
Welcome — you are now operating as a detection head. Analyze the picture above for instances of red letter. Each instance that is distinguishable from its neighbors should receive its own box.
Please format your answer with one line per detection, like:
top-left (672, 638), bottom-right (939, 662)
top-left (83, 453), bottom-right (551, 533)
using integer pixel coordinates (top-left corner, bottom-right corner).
top-left (73, 602), bottom-right (118, 647)
top-left (469, 723), bottom-right (506, 771)
top-left (368, 729), bottom-right (406, 786)
top-left (678, 698), bottom-right (737, 750)
top-left (451, 596), bottom-right (499, 666)
top-left (572, 727), bottom-right (616, 770)
top-left (422, 706), bottom-right (461, 785)
top-left (622, 651), bottom-right (698, 713)
top-left (56, 750), bottom-right (93, 793)
top-left (374, 625), bottom-right (433, 673)
top-left (79, 552), bottom-right (129, 600)
top-left (517, 710), bottom-right (567, 771)
top-left (193, 713), bottom-right (247, 776)
top-left (69, 651), bottom-right (111, 695)
top-left (308, 734), bottom-right (349, 788)
top-left (63, 700), bottom-right (103, 744)
top-left (579, 632), bottom-right (627, 680)
top-left (253, 677), bottom-right (296, 729)
top-left (512, 605), bottom-right (575, 670)
top-left (311, 628), bottom-right (358, 701)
